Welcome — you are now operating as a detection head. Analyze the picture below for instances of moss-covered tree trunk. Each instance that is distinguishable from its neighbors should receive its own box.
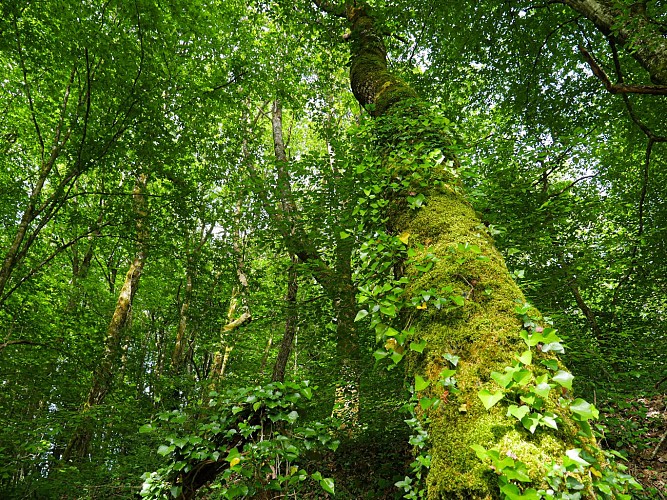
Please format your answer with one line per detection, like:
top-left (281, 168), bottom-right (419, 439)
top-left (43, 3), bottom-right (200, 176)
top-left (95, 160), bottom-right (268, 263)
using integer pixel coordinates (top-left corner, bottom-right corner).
top-left (63, 173), bottom-right (149, 461)
top-left (314, 2), bottom-right (606, 497)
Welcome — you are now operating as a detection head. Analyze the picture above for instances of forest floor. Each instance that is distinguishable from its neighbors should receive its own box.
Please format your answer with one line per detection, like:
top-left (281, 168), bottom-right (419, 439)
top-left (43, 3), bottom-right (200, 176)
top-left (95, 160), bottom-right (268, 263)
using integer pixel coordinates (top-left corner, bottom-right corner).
top-left (603, 393), bottom-right (667, 498)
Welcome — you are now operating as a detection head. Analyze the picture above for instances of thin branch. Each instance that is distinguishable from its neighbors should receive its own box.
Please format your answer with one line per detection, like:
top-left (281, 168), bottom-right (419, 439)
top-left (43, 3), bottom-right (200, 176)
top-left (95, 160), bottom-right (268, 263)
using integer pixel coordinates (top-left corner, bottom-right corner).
top-left (546, 174), bottom-right (597, 199)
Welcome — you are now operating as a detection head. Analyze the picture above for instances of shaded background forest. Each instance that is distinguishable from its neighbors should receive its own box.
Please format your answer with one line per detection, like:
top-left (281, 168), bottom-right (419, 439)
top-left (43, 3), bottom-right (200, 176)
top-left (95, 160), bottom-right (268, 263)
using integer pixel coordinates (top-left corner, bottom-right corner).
top-left (0, 0), bottom-right (665, 497)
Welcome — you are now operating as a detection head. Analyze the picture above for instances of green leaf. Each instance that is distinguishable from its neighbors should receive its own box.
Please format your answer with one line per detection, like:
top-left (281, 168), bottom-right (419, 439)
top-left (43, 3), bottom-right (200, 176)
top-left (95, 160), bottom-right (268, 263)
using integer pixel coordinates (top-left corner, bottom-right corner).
top-left (286, 410), bottom-right (299, 424)
top-left (157, 445), bottom-right (174, 456)
top-left (470, 443), bottom-right (488, 460)
top-left (570, 399), bottom-right (599, 421)
top-left (410, 339), bottom-right (427, 353)
top-left (521, 413), bottom-right (540, 434)
top-left (541, 359), bottom-right (559, 371)
top-left (507, 404), bottom-right (530, 421)
top-left (415, 375), bottom-right (430, 391)
top-left (339, 230), bottom-right (350, 239)
top-left (565, 448), bottom-right (591, 467)
top-left (139, 423), bottom-right (154, 433)
top-left (419, 397), bottom-right (438, 410)
top-left (478, 389), bottom-right (504, 410)
top-left (517, 350), bottom-right (532, 365)
top-left (373, 349), bottom-right (389, 361)
top-left (491, 370), bottom-right (513, 388)
top-left (552, 370), bottom-right (574, 390)
top-left (354, 309), bottom-right (368, 322)
top-left (512, 368), bottom-right (533, 386)
top-left (319, 477), bottom-right (335, 495)
top-left (444, 352), bottom-right (459, 366)
top-left (450, 295), bottom-right (465, 306)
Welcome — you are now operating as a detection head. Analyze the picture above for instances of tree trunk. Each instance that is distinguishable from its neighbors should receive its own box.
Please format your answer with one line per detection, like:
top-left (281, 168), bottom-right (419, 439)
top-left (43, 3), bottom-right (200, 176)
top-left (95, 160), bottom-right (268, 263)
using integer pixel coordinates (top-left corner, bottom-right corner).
top-left (272, 255), bottom-right (299, 383)
top-left (316, 3), bottom-right (595, 496)
top-left (63, 174), bottom-right (149, 461)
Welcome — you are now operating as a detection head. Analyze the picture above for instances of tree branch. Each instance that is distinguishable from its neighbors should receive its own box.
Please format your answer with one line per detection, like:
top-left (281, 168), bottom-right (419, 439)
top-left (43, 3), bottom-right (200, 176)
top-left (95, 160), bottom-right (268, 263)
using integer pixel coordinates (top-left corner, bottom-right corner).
top-left (579, 45), bottom-right (667, 95)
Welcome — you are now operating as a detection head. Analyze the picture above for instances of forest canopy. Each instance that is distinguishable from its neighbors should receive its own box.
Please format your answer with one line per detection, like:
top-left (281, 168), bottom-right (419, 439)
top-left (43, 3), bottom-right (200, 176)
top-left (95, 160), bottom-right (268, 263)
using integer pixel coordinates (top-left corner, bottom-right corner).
top-left (1, 0), bottom-right (666, 498)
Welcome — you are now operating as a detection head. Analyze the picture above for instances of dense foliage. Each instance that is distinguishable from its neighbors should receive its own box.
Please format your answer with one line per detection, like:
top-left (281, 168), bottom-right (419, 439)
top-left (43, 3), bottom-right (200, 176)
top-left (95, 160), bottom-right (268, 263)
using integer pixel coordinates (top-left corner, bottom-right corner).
top-left (1, 0), bottom-right (665, 498)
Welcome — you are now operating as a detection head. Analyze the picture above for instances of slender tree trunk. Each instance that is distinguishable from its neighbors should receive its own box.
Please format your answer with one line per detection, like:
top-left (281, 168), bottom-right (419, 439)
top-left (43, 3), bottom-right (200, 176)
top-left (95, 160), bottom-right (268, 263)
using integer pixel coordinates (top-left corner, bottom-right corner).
top-left (209, 206), bottom-right (251, 384)
top-left (272, 256), bottom-right (299, 383)
top-left (63, 174), bottom-right (149, 461)
top-left (171, 263), bottom-right (194, 373)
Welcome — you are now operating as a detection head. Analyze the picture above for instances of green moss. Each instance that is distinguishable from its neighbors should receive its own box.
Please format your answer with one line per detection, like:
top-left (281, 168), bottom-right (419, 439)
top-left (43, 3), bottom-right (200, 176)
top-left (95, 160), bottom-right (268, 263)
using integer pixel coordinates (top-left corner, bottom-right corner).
top-left (388, 171), bottom-right (583, 498)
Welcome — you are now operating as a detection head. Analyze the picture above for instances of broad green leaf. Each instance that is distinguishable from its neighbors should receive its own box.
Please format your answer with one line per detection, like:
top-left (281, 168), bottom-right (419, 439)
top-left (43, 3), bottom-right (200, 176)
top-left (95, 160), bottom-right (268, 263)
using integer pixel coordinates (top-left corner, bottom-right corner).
top-left (444, 352), bottom-right (459, 366)
top-left (517, 350), bottom-right (532, 365)
top-left (410, 339), bottom-right (427, 352)
top-left (570, 399), bottom-right (599, 421)
top-left (491, 370), bottom-right (513, 388)
top-left (419, 397), bottom-right (438, 410)
top-left (138, 423), bottom-right (154, 433)
top-left (415, 374), bottom-right (430, 391)
top-left (541, 359), bottom-right (559, 371)
top-left (470, 443), bottom-right (488, 460)
top-left (478, 389), bottom-right (504, 410)
top-left (320, 477), bottom-right (335, 495)
top-left (507, 404), bottom-right (530, 421)
top-left (512, 368), bottom-right (533, 386)
top-left (450, 295), bottom-right (465, 306)
top-left (565, 448), bottom-right (591, 467)
top-left (157, 445), bottom-right (174, 456)
top-left (552, 370), bottom-right (574, 390)
top-left (521, 413), bottom-right (540, 434)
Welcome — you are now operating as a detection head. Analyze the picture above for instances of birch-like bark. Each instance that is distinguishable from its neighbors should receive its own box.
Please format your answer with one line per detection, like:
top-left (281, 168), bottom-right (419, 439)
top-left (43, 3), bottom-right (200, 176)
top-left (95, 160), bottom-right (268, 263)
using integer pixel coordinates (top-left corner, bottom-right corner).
top-left (63, 174), bottom-right (149, 461)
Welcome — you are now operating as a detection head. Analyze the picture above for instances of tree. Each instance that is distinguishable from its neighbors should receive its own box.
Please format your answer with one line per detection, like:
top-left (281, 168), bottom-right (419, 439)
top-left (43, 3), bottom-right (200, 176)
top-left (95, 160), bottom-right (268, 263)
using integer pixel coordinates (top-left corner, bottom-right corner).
top-left (1, 0), bottom-right (664, 498)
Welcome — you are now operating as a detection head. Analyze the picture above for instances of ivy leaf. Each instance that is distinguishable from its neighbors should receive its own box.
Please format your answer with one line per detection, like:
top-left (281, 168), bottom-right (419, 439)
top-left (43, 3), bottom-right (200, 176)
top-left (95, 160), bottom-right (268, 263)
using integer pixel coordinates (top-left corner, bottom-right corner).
top-left (470, 443), bottom-right (488, 460)
top-left (419, 397), bottom-right (438, 410)
top-left (478, 389), bottom-right (504, 410)
top-left (138, 423), bottom-right (154, 433)
top-left (517, 350), bottom-right (532, 365)
top-left (398, 232), bottom-right (410, 244)
top-left (491, 370), bottom-right (514, 389)
top-left (157, 445), bottom-right (174, 456)
top-left (410, 339), bottom-right (427, 353)
top-left (565, 448), bottom-right (591, 467)
top-left (552, 370), bottom-right (574, 390)
top-left (450, 295), bottom-right (465, 306)
top-left (373, 349), bottom-right (389, 361)
top-left (512, 368), bottom-right (533, 386)
top-left (507, 404), bottom-right (530, 421)
top-left (319, 477), bottom-right (335, 495)
top-left (444, 352), bottom-right (459, 366)
top-left (542, 342), bottom-right (565, 354)
top-left (541, 359), bottom-right (559, 371)
top-left (415, 375), bottom-right (430, 391)
top-left (521, 413), bottom-right (540, 434)
top-left (570, 399), bottom-right (599, 421)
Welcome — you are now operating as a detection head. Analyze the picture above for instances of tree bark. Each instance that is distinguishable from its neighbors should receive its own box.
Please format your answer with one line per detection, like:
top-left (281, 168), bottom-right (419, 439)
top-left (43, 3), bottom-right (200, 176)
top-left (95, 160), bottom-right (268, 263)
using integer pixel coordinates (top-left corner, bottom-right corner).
top-left (272, 256), bottom-right (299, 383)
top-left (63, 174), bottom-right (149, 461)
top-left (318, 2), bottom-right (591, 496)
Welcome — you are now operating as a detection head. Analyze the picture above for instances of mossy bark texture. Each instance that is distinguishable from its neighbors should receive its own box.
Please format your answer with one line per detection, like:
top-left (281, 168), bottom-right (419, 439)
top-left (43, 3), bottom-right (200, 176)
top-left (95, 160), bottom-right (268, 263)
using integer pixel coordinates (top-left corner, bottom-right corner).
top-left (340, 4), bottom-right (585, 498)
